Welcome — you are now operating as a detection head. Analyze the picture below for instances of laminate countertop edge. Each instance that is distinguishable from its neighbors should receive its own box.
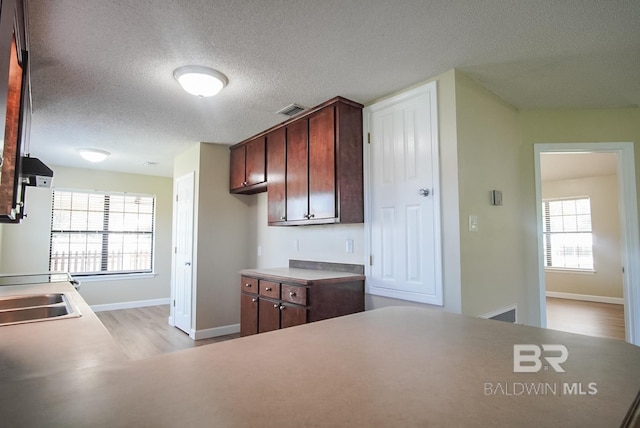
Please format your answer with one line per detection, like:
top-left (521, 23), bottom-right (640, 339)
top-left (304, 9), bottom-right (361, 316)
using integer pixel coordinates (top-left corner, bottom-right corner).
top-left (239, 267), bottom-right (365, 285)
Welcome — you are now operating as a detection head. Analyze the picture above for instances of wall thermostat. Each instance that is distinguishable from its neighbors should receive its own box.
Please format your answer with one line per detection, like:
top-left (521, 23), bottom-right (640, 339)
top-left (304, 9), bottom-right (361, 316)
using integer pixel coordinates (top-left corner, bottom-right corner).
top-left (491, 190), bottom-right (503, 206)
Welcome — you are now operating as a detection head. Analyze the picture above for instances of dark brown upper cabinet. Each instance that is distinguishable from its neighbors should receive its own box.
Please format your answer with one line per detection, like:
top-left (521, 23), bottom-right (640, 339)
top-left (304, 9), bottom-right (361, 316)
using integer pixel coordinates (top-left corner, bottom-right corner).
top-left (230, 96), bottom-right (363, 226)
top-left (274, 98), bottom-right (363, 226)
top-left (229, 136), bottom-right (266, 194)
top-left (266, 127), bottom-right (286, 223)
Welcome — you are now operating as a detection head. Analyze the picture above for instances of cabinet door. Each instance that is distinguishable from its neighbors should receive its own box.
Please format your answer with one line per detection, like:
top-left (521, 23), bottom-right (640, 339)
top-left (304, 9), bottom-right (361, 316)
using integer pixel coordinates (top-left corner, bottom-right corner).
top-left (266, 127), bottom-right (287, 223)
top-left (240, 293), bottom-right (259, 337)
top-left (308, 105), bottom-right (336, 220)
top-left (229, 145), bottom-right (246, 191)
top-left (245, 137), bottom-right (266, 186)
top-left (258, 299), bottom-right (280, 333)
top-left (286, 119), bottom-right (309, 221)
top-left (280, 303), bottom-right (307, 329)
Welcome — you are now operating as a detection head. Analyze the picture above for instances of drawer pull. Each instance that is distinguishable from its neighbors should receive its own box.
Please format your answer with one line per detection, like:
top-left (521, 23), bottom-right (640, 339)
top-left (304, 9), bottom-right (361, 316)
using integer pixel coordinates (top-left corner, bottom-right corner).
top-left (251, 298), bottom-right (257, 302)
top-left (279, 305), bottom-right (285, 311)
top-left (273, 304), bottom-right (279, 308)
top-left (289, 292), bottom-right (296, 297)
top-left (245, 283), bottom-right (251, 288)
top-left (265, 287), bottom-right (272, 292)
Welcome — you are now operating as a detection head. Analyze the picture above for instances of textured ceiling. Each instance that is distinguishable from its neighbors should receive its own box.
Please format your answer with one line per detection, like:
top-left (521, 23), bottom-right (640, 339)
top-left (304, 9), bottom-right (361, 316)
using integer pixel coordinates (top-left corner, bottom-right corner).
top-left (540, 153), bottom-right (618, 182)
top-left (26, 0), bottom-right (640, 177)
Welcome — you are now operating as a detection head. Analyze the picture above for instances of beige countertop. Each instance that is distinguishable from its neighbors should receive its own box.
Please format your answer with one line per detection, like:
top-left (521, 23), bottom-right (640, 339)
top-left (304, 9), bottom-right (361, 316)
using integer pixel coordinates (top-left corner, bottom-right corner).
top-left (0, 281), bottom-right (126, 382)
top-left (1, 303), bottom-right (639, 426)
top-left (240, 267), bottom-right (365, 285)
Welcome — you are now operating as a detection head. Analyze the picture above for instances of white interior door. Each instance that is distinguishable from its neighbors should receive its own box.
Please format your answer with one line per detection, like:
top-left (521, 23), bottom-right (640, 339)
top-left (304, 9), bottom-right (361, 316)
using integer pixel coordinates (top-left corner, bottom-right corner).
top-left (173, 172), bottom-right (194, 334)
top-left (365, 82), bottom-right (442, 305)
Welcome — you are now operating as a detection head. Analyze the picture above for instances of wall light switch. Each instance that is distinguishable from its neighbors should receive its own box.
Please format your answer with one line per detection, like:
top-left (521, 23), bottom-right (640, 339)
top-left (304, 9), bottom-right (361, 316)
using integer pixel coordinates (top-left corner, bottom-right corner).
top-left (346, 239), bottom-right (354, 253)
top-left (469, 215), bottom-right (479, 232)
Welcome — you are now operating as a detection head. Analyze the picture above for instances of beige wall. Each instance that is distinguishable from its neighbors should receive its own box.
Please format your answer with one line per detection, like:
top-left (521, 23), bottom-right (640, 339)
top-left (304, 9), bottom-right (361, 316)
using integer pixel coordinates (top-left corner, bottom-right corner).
top-left (543, 174), bottom-right (623, 298)
top-left (519, 108), bottom-right (640, 325)
top-left (454, 71), bottom-right (528, 319)
top-left (174, 143), bottom-right (256, 332)
top-left (0, 166), bottom-right (173, 306)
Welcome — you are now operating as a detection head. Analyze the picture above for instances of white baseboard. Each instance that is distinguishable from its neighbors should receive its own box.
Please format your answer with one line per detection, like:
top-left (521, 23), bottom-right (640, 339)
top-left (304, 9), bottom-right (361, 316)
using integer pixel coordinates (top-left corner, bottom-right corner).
top-left (546, 291), bottom-right (624, 305)
top-left (191, 324), bottom-right (240, 340)
top-left (90, 298), bottom-right (171, 312)
top-left (479, 304), bottom-right (518, 322)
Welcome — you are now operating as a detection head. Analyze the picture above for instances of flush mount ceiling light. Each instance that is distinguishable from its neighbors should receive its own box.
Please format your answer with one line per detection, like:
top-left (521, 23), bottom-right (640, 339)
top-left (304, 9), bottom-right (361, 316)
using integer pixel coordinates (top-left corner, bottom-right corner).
top-left (77, 148), bottom-right (110, 163)
top-left (173, 66), bottom-right (228, 97)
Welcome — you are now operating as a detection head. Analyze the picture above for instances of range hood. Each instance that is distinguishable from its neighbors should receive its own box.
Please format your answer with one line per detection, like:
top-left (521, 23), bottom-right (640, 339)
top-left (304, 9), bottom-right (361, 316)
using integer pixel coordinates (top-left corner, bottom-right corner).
top-left (20, 156), bottom-right (54, 188)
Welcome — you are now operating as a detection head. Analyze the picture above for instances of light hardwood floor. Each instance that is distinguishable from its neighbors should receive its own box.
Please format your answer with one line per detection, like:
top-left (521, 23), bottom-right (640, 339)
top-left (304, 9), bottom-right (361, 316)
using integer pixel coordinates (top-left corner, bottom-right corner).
top-left (96, 305), bottom-right (240, 360)
top-left (546, 297), bottom-right (625, 340)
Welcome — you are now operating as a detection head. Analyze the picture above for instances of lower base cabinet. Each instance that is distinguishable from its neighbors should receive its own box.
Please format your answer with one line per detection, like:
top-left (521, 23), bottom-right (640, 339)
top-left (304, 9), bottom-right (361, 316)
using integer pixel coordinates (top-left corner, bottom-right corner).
top-left (240, 273), bottom-right (363, 337)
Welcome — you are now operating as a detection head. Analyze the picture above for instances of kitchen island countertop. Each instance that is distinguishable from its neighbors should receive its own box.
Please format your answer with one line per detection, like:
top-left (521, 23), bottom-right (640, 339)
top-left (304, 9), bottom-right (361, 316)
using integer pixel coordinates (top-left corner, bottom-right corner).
top-left (1, 293), bottom-right (640, 426)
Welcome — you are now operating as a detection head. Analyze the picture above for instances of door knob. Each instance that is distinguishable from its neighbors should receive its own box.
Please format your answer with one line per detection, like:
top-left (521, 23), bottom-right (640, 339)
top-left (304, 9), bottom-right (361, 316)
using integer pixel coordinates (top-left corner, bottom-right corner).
top-left (418, 188), bottom-right (430, 197)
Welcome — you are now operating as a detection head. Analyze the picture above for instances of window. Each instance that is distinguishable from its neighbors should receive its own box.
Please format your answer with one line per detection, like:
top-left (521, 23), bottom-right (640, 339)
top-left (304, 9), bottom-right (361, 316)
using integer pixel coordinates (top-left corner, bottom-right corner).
top-left (50, 190), bottom-right (155, 276)
top-left (542, 197), bottom-right (593, 270)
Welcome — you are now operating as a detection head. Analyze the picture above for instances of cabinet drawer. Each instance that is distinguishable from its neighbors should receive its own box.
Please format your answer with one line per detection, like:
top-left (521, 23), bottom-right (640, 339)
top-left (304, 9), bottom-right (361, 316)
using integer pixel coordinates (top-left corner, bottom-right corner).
top-left (259, 280), bottom-right (280, 299)
top-left (240, 276), bottom-right (258, 294)
top-left (281, 284), bottom-right (307, 305)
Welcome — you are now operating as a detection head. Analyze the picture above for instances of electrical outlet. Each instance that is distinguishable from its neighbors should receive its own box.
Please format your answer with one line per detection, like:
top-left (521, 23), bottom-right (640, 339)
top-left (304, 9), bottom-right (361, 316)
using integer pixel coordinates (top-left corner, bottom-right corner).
top-left (346, 239), bottom-right (354, 253)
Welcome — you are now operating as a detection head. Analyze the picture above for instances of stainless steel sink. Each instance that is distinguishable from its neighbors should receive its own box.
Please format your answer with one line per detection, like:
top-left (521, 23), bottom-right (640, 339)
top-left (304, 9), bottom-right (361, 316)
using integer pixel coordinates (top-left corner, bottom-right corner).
top-left (0, 293), bottom-right (65, 310)
top-left (0, 293), bottom-right (81, 327)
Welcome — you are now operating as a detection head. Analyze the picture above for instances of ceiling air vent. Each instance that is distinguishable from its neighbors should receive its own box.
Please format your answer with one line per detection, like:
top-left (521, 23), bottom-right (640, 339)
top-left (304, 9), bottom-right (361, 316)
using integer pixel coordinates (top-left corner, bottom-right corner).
top-left (276, 103), bottom-right (306, 117)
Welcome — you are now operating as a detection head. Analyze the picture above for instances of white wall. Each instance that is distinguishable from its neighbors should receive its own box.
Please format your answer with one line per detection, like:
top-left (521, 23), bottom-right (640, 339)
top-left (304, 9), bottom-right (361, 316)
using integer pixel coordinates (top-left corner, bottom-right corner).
top-left (542, 174), bottom-right (623, 298)
top-left (255, 193), bottom-right (364, 267)
top-left (0, 166), bottom-right (173, 306)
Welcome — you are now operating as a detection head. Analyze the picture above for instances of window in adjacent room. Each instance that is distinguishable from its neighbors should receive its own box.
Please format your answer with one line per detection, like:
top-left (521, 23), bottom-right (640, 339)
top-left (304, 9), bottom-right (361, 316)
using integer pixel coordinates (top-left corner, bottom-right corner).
top-left (542, 197), bottom-right (593, 270)
top-left (50, 190), bottom-right (155, 277)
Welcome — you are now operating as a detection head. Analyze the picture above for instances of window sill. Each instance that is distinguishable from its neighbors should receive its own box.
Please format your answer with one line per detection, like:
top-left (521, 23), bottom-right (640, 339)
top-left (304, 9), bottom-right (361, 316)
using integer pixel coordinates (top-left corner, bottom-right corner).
top-left (544, 268), bottom-right (596, 275)
top-left (73, 272), bottom-right (157, 283)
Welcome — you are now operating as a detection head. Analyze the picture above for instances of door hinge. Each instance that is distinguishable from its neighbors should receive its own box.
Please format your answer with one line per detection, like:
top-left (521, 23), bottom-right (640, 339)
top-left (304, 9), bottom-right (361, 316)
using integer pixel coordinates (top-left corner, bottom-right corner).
top-left (367, 133), bottom-right (371, 144)
top-left (173, 299), bottom-right (176, 307)
top-left (174, 246), bottom-right (177, 254)
top-left (175, 195), bottom-right (179, 202)
top-left (369, 255), bottom-right (373, 265)
top-left (622, 266), bottom-right (625, 274)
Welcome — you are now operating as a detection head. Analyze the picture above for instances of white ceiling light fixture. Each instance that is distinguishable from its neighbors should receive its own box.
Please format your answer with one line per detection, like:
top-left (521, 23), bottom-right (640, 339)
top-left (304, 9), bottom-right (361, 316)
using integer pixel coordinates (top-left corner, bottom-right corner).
top-left (174, 66), bottom-right (228, 97)
top-left (77, 148), bottom-right (110, 163)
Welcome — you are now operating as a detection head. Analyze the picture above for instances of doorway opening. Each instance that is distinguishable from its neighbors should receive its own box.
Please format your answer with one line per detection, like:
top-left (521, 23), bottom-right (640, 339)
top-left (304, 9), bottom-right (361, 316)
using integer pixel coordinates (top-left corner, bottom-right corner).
top-left (534, 143), bottom-right (640, 345)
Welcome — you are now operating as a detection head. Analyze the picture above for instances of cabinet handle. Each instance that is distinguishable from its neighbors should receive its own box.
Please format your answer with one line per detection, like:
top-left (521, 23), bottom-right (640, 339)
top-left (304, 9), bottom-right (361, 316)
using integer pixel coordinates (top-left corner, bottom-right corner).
top-left (242, 181), bottom-right (248, 186)
top-left (280, 216), bottom-right (286, 220)
top-left (265, 287), bottom-right (272, 291)
top-left (308, 213), bottom-right (315, 219)
top-left (245, 283), bottom-right (251, 287)
top-left (289, 291), bottom-right (296, 297)
top-left (273, 304), bottom-right (279, 308)
top-left (251, 298), bottom-right (257, 302)
top-left (279, 305), bottom-right (285, 311)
